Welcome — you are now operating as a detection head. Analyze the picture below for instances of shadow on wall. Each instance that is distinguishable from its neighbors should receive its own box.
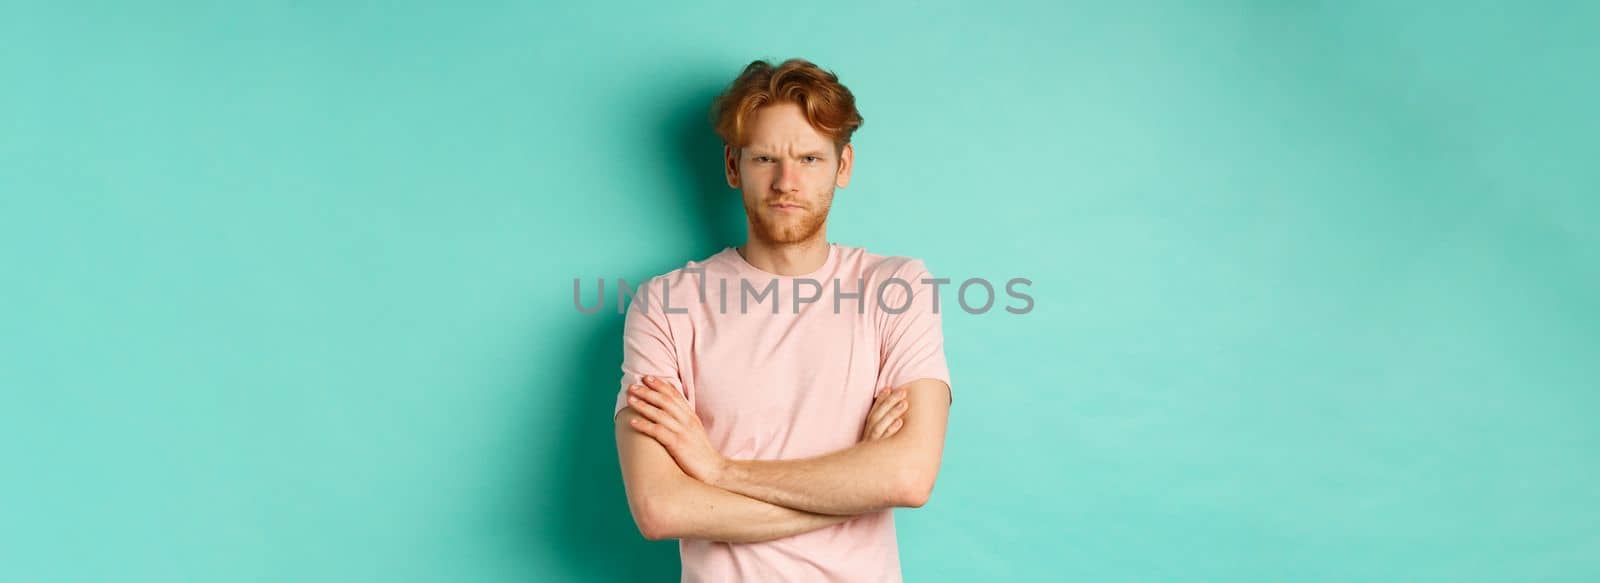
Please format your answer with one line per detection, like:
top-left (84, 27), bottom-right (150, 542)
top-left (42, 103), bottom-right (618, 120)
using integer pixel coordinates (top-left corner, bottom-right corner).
top-left (528, 69), bottom-right (745, 581)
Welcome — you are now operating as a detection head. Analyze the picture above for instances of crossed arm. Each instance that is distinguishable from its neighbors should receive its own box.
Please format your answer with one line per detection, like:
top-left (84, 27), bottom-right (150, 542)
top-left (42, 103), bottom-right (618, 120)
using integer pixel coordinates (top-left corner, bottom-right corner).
top-left (614, 376), bottom-right (951, 542)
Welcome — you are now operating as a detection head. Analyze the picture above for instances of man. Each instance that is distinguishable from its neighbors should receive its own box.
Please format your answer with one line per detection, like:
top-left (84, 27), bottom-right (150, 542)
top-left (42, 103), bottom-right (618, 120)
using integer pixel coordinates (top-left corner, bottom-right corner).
top-left (614, 58), bottom-right (953, 582)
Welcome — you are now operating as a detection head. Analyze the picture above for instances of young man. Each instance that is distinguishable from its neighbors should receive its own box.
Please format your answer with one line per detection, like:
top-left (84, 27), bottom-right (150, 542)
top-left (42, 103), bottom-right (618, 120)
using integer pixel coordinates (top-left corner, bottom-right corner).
top-left (614, 58), bottom-right (953, 582)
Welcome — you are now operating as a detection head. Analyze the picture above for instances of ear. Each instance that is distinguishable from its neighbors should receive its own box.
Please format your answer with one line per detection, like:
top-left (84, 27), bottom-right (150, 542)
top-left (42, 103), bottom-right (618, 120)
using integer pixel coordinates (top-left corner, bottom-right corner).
top-left (724, 145), bottom-right (741, 189)
top-left (835, 143), bottom-right (854, 189)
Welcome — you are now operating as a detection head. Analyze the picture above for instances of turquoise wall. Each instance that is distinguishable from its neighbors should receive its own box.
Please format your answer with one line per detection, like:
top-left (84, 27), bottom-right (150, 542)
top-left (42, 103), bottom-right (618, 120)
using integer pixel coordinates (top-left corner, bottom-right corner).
top-left (3, 1), bottom-right (1596, 581)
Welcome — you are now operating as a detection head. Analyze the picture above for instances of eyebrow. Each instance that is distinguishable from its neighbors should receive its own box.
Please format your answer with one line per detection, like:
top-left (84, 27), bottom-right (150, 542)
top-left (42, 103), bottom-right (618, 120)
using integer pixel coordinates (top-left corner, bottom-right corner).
top-left (747, 150), bottom-right (830, 158)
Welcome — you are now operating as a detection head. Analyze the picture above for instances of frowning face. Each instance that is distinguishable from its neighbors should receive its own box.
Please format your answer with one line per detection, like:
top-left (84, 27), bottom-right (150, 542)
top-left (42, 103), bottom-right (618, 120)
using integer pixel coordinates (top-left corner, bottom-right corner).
top-left (724, 102), bottom-right (854, 245)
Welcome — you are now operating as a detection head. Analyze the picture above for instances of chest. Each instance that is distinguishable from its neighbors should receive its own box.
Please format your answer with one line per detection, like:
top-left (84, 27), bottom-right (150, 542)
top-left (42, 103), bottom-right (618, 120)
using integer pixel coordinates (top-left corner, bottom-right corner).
top-left (675, 304), bottom-right (884, 456)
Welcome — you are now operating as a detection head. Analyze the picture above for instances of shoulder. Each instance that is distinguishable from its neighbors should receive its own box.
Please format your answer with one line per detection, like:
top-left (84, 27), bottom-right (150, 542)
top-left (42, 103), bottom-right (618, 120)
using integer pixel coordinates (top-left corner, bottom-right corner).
top-left (628, 249), bottom-right (733, 309)
top-left (834, 244), bottom-right (937, 283)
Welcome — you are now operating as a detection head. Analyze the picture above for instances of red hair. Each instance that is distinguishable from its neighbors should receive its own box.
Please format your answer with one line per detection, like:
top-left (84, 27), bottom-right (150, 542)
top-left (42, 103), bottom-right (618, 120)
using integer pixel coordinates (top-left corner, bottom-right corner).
top-left (711, 58), bottom-right (864, 153)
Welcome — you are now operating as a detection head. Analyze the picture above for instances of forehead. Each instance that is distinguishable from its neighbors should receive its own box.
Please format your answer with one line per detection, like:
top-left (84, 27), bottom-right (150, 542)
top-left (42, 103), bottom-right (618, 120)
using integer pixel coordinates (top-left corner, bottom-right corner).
top-left (744, 102), bottom-right (831, 150)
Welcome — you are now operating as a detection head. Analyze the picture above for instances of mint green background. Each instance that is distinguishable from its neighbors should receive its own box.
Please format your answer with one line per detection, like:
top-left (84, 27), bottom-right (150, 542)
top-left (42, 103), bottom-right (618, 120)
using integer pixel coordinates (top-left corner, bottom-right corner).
top-left (3, 1), bottom-right (1596, 581)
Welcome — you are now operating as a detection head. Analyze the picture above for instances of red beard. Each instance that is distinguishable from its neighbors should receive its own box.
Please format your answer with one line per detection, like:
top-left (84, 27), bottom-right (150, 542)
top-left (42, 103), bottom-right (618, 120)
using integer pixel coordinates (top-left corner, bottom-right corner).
top-left (745, 197), bottom-right (830, 244)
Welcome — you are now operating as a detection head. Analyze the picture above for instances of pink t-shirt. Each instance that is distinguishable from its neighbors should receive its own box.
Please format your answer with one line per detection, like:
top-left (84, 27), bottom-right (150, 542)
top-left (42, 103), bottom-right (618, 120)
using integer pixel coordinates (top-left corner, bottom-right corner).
top-left (615, 242), bottom-right (952, 583)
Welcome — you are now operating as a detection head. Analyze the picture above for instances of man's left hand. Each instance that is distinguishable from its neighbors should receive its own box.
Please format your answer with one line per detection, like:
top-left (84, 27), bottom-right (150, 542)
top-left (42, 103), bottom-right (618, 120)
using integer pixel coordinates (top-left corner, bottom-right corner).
top-left (626, 375), bottom-right (728, 485)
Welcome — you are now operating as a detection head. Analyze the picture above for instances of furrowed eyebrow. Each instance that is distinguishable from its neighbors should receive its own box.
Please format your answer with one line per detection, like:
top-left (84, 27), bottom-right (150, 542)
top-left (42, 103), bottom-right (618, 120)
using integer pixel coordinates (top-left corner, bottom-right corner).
top-left (744, 149), bottom-right (828, 158)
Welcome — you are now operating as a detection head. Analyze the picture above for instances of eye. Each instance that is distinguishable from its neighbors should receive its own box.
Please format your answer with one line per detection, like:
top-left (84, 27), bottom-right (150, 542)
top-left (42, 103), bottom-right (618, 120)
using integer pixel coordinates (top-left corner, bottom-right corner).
top-left (804, 156), bottom-right (819, 163)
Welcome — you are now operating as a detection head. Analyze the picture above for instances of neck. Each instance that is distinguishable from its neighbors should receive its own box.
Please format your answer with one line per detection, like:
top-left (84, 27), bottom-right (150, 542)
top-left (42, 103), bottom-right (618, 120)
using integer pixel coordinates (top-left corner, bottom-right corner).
top-left (737, 231), bottom-right (830, 276)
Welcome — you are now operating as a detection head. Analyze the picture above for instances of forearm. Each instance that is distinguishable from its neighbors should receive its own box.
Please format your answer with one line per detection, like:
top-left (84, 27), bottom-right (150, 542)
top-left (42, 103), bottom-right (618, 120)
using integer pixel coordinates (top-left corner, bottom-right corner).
top-left (650, 473), bottom-right (856, 543)
top-left (623, 377), bottom-right (948, 526)
top-left (713, 437), bottom-right (922, 516)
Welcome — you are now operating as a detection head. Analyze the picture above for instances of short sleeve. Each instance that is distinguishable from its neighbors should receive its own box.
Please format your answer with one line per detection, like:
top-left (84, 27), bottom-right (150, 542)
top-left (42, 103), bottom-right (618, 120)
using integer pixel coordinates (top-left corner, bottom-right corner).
top-left (875, 259), bottom-right (954, 404)
top-left (615, 279), bottom-right (681, 418)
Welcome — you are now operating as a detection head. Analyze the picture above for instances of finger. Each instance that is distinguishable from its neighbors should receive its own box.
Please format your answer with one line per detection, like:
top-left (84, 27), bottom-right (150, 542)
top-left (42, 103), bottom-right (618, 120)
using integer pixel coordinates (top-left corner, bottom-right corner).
top-left (642, 376), bottom-right (693, 417)
top-left (866, 392), bottom-right (898, 427)
top-left (880, 385), bottom-right (905, 404)
top-left (629, 417), bottom-right (663, 440)
top-left (881, 386), bottom-right (901, 405)
top-left (875, 386), bottom-right (896, 406)
top-left (636, 377), bottom-right (683, 416)
top-left (869, 399), bottom-right (906, 438)
top-left (887, 418), bottom-right (904, 436)
top-left (872, 400), bottom-right (908, 435)
top-left (873, 390), bottom-right (907, 422)
top-left (627, 392), bottom-right (685, 435)
top-left (882, 399), bottom-right (909, 429)
top-left (868, 413), bottom-right (893, 440)
top-left (631, 383), bottom-right (687, 423)
top-left (862, 394), bottom-right (886, 439)
top-left (870, 392), bottom-right (908, 429)
top-left (870, 407), bottom-right (903, 440)
top-left (630, 416), bottom-right (678, 446)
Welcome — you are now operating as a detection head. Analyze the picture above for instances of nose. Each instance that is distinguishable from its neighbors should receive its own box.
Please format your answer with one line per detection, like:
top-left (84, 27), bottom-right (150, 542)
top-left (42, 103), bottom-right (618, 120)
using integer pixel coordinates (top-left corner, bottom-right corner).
top-left (771, 160), bottom-right (800, 194)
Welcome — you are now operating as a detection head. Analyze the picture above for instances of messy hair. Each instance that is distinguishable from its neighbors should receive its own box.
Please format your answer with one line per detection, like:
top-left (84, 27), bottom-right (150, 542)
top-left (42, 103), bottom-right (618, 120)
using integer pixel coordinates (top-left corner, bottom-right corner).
top-left (710, 58), bottom-right (864, 153)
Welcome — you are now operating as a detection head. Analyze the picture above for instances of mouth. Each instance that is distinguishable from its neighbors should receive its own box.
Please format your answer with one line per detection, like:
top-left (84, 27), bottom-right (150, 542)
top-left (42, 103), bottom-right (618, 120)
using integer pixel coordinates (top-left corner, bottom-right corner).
top-left (768, 202), bottom-right (805, 212)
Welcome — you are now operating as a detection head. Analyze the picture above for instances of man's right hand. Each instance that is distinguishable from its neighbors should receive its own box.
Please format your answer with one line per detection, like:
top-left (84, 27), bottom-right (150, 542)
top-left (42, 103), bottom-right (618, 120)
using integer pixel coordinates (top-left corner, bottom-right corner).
top-left (861, 386), bottom-right (909, 442)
